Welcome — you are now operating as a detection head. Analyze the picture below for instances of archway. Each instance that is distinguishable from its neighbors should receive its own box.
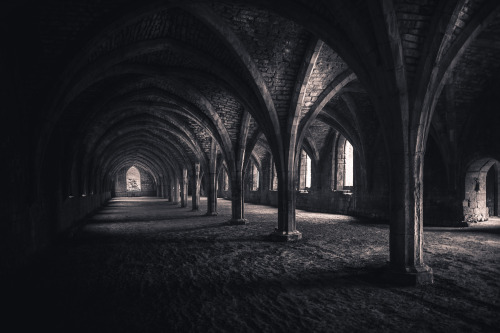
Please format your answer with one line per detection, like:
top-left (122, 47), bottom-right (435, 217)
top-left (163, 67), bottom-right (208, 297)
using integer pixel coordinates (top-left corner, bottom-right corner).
top-left (463, 158), bottom-right (500, 222)
top-left (126, 166), bottom-right (141, 192)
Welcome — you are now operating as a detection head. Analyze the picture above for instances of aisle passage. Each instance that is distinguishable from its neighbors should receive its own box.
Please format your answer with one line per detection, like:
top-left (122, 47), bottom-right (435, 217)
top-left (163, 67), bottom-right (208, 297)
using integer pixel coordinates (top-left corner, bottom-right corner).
top-left (5, 198), bottom-right (500, 333)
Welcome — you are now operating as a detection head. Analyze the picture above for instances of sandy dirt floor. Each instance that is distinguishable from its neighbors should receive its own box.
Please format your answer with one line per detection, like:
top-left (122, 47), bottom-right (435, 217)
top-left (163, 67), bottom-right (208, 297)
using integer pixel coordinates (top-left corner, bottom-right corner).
top-left (4, 197), bottom-right (500, 332)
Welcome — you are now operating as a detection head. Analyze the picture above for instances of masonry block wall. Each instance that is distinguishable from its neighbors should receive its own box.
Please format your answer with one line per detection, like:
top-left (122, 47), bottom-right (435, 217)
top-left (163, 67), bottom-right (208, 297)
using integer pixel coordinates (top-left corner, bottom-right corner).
top-left (243, 149), bottom-right (390, 221)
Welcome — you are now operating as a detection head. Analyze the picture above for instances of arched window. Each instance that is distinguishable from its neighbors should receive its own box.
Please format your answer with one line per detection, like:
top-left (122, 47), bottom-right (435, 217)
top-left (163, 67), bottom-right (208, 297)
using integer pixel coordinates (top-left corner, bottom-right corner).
top-left (223, 169), bottom-right (229, 191)
top-left (251, 161), bottom-right (259, 191)
top-left (271, 163), bottom-right (278, 191)
top-left (344, 140), bottom-right (354, 187)
top-left (126, 166), bottom-right (141, 191)
top-left (464, 158), bottom-right (499, 221)
top-left (299, 150), bottom-right (312, 191)
top-left (333, 135), bottom-right (354, 191)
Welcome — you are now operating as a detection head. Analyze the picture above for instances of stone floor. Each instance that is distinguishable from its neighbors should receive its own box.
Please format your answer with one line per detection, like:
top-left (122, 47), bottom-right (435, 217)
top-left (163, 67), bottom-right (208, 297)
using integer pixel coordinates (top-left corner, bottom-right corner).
top-left (5, 197), bottom-right (500, 332)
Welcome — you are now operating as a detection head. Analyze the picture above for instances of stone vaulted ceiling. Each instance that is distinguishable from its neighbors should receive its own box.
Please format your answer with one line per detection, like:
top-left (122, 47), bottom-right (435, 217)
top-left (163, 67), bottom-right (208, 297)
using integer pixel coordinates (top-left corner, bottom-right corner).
top-left (2, 0), bottom-right (499, 195)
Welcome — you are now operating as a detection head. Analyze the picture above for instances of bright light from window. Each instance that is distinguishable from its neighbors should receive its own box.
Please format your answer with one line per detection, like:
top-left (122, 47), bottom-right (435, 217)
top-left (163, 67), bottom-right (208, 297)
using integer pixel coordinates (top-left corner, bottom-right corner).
top-left (272, 164), bottom-right (278, 190)
top-left (345, 141), bottom-right (353, 187)
top-left (126, 166), bottom-right (141, 191)
top-left (252, 163), bottom-right (259, 191)
top-left (305, 154), bottom-right (311, 188)
top-left (224, 170), bottom-right (229, 191)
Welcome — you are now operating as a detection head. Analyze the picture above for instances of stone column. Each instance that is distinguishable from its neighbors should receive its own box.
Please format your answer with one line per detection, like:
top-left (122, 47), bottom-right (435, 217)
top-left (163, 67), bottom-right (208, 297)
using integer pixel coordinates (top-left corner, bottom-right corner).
top-left (166, 178), bottom-right (171, 201)
top-left (158, 176), bottom-right (164, 198)
top-left (207, 139), bottom-right (218, 216)
top-left (172, 177), bottom-right (180, 205)
top-left (192, 163), bottom-right (200, 211)
top-left (181, 168), bottom-right (188, 208)
top-left (207, 171), bottom-right (217, 215)
top-left (230, 170), bottom-right (247, 224)
top-left (496, 165), bottom-right (500, 217)
top-left (388, 151), bottom-right (433, 285)
top-left (162, 178), bottom-right (168, 199)
top-left (270, 154), bottom-right (302, 241)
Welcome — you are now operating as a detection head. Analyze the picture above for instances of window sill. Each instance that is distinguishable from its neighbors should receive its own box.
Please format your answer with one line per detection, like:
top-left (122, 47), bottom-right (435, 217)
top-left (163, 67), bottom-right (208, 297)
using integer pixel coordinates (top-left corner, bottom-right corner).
top-left (333, 190), bottom-right (353, 194)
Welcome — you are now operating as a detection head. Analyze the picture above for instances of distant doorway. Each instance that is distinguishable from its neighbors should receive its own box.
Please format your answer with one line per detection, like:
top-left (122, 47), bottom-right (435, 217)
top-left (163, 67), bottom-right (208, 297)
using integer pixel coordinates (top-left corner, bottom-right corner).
top-left (126, 166), bottom-right (141, 192)
top-left (464, 158), bottom-right (499, 222)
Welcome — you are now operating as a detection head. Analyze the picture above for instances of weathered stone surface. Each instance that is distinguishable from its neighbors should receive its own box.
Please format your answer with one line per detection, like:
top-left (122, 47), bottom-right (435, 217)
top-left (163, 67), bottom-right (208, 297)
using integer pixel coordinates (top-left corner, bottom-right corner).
top-left (3, 0), bottom-right (500, 295)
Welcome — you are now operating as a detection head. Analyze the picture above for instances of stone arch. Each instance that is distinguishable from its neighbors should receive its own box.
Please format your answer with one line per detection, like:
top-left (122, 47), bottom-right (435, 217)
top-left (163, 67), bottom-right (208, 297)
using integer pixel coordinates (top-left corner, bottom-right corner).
top-left (463, 158), bottom-right (500, 222)
top-left (112, 165), bottom-right (158, 197)
top-left (344, 139), bottom-right (354, 188)
top-left (126, 166), bottom-right (141, 192)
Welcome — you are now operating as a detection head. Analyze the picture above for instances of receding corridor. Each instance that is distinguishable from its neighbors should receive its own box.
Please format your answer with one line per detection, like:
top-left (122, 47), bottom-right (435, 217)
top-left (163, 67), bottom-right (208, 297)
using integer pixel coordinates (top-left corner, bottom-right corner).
top-left (5, 198), bottom-right (499, 332)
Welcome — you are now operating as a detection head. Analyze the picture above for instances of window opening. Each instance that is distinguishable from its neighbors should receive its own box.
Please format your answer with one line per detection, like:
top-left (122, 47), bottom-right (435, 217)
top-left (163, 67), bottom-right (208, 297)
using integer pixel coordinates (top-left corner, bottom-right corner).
top-left (271, 163), bottom-right (278, 191)
top-left (344, 140), bottom-right (354, 187)
top-left (299, 150), bottom-right (312, 191)
top-left (251, 162), bottom-right (259, 191)
top-left (223, 169), bottom-right (229, 191)
top-left (126, 166), bottom-right (141, 191)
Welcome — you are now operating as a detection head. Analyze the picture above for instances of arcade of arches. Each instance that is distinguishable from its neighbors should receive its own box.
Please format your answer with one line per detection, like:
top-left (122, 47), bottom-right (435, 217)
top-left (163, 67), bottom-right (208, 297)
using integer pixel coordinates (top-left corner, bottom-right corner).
top-left (2, 0), bottom-right (500, 328)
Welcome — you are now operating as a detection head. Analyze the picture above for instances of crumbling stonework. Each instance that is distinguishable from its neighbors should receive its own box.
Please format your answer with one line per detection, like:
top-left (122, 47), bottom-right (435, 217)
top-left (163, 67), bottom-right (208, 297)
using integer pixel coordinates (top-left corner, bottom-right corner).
top-left (463, 159), bottom-right (500, 223)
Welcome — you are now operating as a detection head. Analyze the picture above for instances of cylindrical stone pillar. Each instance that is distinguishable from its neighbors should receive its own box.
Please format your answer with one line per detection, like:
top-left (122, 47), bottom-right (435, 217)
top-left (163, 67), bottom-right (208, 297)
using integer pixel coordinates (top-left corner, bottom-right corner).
top-left (207, 171), bottom-right (217, 215)
top-left (230, 170), bottom-right (247, 224)
top-left (181, 168), bottom-right (188, 208)
top-left (192, 163), bottom-right (200, 211)
top-left (172, 177), bottom-right (180, 205)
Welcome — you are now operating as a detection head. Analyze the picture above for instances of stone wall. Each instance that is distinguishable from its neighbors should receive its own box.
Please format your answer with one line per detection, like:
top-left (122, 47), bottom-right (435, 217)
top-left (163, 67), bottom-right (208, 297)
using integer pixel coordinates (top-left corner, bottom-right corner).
top-left (243, 154), bottom-right (390, 221)
top-left (462, 159), bottom-right (499, 222)
top-left (57, 192), bottom-right (112, 233)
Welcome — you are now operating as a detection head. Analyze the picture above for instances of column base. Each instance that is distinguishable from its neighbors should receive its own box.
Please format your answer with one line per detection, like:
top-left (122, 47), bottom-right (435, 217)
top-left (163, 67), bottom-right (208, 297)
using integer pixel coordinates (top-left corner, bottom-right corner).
top-left (191, 208), bottom-right (200, 212)
top-left (205, 212), bottom-right (218, 216)
top-left (268, 230), bottom-right (302, 242)
top-left (383, 264), bottom-right (434, 286)
top-left (229, 218), bottom-right (248, 225)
